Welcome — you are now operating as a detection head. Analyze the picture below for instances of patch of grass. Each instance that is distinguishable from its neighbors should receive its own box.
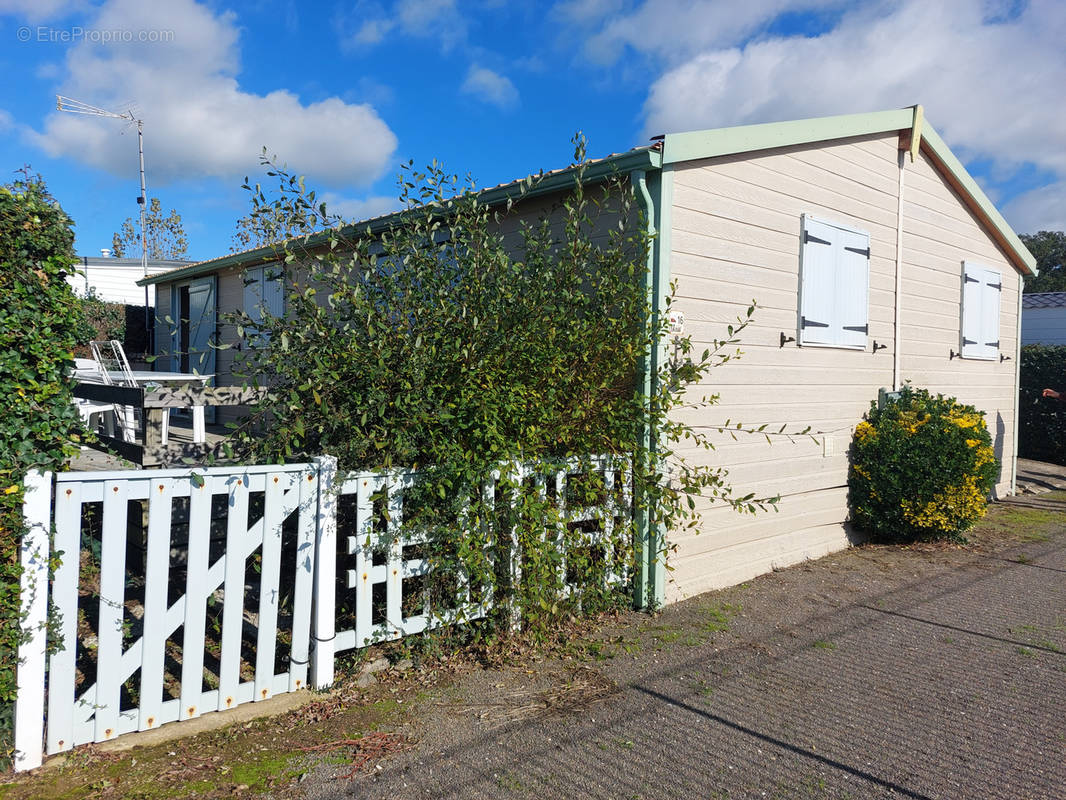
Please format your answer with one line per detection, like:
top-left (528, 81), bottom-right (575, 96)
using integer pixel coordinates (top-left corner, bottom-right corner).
top-left (613, 738), bottom-right (634, 750)
top-left (812, 640), bottom-right (836, 651)
top-left (1016, 646), bottom-right (1035, 657)
top-left (703, 603), bottom-right (740, 634)
top-left (495, 771), bottom-right (523, 791)
top-left (695, 680), bottom-right (714, 698)
top-left (980, 505), bottom-right (1059, 541)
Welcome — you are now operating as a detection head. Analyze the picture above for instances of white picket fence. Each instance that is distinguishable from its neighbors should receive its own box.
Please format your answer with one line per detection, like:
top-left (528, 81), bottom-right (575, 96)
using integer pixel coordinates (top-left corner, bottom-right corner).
top-left (15, 454), bottom-right (631, 770)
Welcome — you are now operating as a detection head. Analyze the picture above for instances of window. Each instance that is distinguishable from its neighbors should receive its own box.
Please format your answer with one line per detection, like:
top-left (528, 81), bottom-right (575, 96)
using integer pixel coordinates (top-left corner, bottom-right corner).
top-left (797, 215), bottom-right (870, 350)
top-left (960, 261), bottom-right (1001, 360)
top-left (242, 265), bottom-right (285, 339)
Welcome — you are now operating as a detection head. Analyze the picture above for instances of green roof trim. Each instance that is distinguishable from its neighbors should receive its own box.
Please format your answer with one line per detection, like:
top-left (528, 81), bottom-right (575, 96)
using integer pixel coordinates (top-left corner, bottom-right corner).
top-left (661, 108), bottom-right (914, 165)
top-left (919, 123), bottom-right (1036, 275)
top-left (142, 107), bottom-right (1035, 284)
top-left (139, 146), bottom-right (662, 286)
top-left (661, 106), bottom-right (1035, 276)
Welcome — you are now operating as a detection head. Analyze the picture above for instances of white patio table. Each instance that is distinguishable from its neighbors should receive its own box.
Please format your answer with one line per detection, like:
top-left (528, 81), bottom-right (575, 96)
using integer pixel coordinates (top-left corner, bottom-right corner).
top-left (107, 371), bottom-right (214, 444)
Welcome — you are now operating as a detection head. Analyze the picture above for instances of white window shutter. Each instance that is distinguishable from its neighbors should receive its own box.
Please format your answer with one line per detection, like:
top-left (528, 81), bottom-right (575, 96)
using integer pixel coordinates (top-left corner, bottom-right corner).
top-left (798, 217), bottom-right (837, 346)
top-left (961, 262), bottom-right (999, 360)
top-left (979, 266), bottom-right (1001, 359)
top-left (836, 227), bottom-right (870, 349)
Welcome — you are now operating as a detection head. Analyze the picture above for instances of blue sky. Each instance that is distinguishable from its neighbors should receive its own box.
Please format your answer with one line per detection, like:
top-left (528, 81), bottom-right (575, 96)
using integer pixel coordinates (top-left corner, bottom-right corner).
top-left (0, 0), bottom-right (1063, 262)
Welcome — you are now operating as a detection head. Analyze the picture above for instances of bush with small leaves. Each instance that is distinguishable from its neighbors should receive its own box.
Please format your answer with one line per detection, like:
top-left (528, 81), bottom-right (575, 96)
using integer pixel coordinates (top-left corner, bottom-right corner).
top-left (848, 386), bottom-right (999, 542)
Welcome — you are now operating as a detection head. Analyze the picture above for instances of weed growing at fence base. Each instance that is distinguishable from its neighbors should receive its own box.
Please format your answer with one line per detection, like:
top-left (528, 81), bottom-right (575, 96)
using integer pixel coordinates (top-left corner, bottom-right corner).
top-left (221, 137), bottom-right (777, 638)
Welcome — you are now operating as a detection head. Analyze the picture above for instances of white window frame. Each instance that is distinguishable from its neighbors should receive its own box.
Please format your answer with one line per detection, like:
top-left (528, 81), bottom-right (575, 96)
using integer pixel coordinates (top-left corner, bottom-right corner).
top-left (796, 214), bottom-right (871, 350)
top-left (960, 261), bottom-right (1002, 361)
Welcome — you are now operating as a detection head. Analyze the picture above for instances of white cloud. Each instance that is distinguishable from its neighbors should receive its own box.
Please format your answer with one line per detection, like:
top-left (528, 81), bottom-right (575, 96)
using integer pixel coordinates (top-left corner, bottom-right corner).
top-left (320, 192), bottom-right (400, 223)
top-left (636, 0), bottom-right (1066, 230)
top-left (0, 109), bottom-right (12, 131)
top-left (461, 65), bottom-right (519, 109)
top-left (567, 0), bottom-right (848, 65)
top-left (340, 0), bottom-right (467, 51)
top-left (29, 0), bottom-right (398, 188)
top-left (1005, 183), bottom-right (1066, 235)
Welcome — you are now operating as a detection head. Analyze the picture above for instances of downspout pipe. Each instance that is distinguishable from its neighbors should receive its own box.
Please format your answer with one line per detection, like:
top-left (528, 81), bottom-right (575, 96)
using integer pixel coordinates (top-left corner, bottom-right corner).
top-left (631, 169), bottom-right (660, 610)
top-left (893, 149), bottom-right (905, 391)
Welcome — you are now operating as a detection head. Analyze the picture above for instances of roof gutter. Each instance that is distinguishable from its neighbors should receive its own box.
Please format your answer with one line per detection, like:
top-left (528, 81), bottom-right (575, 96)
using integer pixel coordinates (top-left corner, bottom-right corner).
top-left (138, 148), bottom-right (662, 287)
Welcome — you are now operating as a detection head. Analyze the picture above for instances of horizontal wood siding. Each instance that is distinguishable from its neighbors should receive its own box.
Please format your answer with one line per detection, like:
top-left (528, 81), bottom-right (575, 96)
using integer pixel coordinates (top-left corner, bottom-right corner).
top-left (899, 148), bottom-right (1020, 498)
top-left (663, 132), bottom-right (1021, 604)
top-left (67, 265), bottom-right (157, 306)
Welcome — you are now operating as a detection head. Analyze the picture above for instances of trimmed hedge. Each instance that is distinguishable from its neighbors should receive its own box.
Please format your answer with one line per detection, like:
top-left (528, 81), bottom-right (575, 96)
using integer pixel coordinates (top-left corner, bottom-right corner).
top-left (848, 386), bottom-right (999, 542)
top-left (1019, 344), bottom-right (1066, 466)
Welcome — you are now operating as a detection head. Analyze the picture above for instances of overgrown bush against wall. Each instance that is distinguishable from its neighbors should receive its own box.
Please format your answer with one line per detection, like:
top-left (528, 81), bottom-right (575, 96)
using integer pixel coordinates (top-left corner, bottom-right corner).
top-left (0, 174), bottom-right (84, 764)
top-left (1018, 344), bottom-right (1066, 466)
top-left (73, 289), bottom-right (125, 355)
top-left (224, 140), bottom-right (779, 632)
top-left (848, 386), bottom-right (999, 542)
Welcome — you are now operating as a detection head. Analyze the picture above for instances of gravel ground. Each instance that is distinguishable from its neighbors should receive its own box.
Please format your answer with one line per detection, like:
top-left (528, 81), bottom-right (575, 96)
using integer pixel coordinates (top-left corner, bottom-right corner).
top-left (295, 508), bottom-right (1066, 800)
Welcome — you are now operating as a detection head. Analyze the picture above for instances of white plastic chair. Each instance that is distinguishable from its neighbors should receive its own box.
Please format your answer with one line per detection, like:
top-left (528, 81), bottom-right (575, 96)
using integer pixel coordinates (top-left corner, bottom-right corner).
top-left (70, 358), bottom-right (117, 440)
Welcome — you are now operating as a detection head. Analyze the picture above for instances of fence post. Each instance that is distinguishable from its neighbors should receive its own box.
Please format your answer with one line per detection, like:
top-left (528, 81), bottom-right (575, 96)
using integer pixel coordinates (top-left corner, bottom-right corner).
top-left (507, 463), bottom-right (522, 632)
top-left (14, 470), bottom-right (52, 772)
top-left (310, 456), bottom-right (338, 690)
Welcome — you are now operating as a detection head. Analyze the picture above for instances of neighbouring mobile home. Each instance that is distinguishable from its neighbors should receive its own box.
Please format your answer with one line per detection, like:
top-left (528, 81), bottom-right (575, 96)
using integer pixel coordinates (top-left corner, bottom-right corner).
top-left (139, 106), bottom-right (1035, 607)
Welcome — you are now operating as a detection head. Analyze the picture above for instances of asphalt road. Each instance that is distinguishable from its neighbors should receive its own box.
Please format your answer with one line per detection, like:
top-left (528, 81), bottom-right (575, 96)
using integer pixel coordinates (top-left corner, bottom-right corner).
top-left (298, 517), bottom-right (1066, 800)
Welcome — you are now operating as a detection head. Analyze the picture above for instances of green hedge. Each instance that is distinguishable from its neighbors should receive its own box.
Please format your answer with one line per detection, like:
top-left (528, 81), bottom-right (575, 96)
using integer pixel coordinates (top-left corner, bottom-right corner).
top-left (1019, 344), bottom-right (1066, 466)
top-left (0, 175), bottom-right (84, 767)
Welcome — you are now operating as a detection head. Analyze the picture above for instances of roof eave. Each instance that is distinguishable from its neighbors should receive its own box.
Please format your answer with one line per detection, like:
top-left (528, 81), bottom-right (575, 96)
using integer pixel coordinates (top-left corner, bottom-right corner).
top-left (918, 125), bottom-right (1036, 276)
top-left (660, 106), bottom-right (1036, 277)
top-left (660, 108), bottom-right (915, 165)
top-left (139, 147), bottom-right (663, 287)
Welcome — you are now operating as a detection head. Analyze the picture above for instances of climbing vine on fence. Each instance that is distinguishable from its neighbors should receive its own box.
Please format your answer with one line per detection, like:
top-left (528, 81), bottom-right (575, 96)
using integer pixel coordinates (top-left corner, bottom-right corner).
top-left (224, 138), bottom-right (777, 635)
top-left (0, 173), bottom-right (85, 764)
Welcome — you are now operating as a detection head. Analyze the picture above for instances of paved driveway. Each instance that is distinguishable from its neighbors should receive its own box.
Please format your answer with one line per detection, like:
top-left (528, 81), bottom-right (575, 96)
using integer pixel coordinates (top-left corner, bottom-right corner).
top-left (303, 511), bottom-right (1066, 800)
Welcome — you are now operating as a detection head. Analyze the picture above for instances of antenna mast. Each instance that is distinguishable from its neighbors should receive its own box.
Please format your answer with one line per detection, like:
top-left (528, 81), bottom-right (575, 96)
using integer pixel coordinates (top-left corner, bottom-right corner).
top-left (56, 95), bottom-right (152, 350)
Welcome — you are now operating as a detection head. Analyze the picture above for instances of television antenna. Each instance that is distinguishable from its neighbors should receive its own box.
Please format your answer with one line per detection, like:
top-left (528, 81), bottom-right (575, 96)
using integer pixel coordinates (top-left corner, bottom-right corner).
top-left (55, 95), bottom-right (151, 343)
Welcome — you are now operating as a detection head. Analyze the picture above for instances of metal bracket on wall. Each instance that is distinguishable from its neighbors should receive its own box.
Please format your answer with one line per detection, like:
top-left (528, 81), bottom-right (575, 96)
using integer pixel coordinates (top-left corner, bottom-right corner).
top-left (950, 349), bottom-right (962, 360)
top-left (1000, 353), bottom-right (1011, 362)
top-left (780, 332), bottom-right (796, 348)
top-left (872, 341), bottom-right (887, 353)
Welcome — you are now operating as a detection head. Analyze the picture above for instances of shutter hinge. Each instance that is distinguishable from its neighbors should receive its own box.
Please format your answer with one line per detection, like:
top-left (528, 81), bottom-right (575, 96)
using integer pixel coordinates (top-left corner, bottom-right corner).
top-left (964, 275), bottom-right (980, 284)
top-left (801, 317), bottom-right (829, 328)
top-left (986, 340), bottom-right (1000, 348)
top-left (843, 325), bottom-right (868, 333)
top-left (803, 231), bottom-right (831, 246)
top-left (962, 338), bottom-right (977, 345)
top-left (844, 246), bottom-right (870, 258)
top-left (989, 282), bottom-right (1002, 291)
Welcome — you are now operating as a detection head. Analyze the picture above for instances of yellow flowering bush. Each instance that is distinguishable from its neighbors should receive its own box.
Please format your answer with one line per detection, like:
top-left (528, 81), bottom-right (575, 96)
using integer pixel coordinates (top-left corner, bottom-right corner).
top-left (848, 386), bottom-right (999, 542)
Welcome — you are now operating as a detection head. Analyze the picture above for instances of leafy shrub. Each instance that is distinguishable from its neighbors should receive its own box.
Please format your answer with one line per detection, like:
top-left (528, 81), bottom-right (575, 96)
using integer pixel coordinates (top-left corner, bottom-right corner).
top-left (848, 386), bottom-right (999, 542)
top-left (225, 141), bottom-right (778, 632)
top-left (73, 289), bottom-right (126, 355)
top-left (0, 173), bottom-right (84, 766)
top-left (1018, 344), bottom-right (1066, 466)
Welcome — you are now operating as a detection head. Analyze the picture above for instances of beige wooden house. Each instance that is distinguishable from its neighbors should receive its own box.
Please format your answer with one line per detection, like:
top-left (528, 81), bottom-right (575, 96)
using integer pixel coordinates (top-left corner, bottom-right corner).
top-left (140, 106), bottom-right (1035, 608)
